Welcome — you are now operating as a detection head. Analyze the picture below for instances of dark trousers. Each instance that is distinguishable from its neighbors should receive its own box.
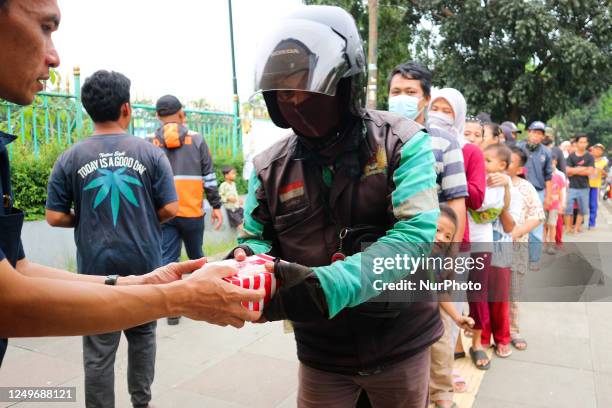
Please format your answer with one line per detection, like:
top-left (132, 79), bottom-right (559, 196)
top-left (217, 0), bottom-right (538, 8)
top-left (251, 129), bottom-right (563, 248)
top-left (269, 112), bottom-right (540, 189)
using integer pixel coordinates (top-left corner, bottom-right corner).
top-left (0, 338), bottom-right (7, 366)
top-left (297, 348), bottom-right (431, 408)
top-left (161, 216), bottom-right (205, 263)
top-left (589, 187), bottom-right (599, 228)
top-left (83, 321), bottom-right (157, 408)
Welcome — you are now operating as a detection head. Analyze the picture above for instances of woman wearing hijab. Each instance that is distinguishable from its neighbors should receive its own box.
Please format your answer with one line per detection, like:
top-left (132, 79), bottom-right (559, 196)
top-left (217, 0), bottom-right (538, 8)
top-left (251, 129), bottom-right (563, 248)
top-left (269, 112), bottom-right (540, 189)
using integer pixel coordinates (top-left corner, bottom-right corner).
top-left (428, 89), bottom-right (489, 370)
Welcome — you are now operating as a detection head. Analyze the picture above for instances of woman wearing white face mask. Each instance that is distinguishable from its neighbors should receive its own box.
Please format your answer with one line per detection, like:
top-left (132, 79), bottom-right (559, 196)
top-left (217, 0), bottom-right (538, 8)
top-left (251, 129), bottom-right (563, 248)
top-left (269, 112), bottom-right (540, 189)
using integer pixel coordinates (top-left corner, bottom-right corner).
top-left (428, 88), bottom-right (467, 144)
top-left (428, 88), bottom-right (489, 369)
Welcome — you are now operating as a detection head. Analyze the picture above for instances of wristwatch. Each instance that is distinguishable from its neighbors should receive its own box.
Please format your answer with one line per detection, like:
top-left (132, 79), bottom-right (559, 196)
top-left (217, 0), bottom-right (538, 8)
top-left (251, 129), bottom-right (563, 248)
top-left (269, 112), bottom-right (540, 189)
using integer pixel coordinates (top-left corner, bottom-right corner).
top-left (105, 274), bottom-right (119, 286)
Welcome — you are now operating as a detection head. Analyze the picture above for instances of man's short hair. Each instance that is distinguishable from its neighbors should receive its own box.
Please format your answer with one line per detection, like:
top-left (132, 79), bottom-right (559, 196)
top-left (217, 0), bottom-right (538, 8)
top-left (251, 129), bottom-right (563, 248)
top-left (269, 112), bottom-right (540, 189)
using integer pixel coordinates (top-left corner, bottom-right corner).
top-left (222, 166), bottom-right (235, 175)
top-left (576, 134), bottom-right (589, 142)
top-left (81, 70), bottom-right (131, 123)
top-left (387, 61), bottom-right (432, 97)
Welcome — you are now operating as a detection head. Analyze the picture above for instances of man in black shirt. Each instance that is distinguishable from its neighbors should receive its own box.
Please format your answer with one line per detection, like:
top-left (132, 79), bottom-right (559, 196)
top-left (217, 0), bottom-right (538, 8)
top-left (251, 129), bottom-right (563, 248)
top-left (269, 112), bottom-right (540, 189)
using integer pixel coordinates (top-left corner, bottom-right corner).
top-left (46, 71), bottom-right (179, 408)
top-left (565, 134), bottom-right (595, 234)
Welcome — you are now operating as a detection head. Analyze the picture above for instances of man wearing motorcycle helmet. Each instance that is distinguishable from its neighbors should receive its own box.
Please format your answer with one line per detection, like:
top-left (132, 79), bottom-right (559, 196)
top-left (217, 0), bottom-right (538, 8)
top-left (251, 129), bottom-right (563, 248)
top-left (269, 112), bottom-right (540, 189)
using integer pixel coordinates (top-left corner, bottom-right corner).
top-left (230, 5), bottom-right (442, 407)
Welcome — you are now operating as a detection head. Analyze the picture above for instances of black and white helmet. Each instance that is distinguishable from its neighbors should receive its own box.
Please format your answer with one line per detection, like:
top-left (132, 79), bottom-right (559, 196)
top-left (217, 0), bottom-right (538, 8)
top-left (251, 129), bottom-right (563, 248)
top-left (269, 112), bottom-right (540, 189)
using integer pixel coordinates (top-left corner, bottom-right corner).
top-left (253, 5), bottom-right (366, 128)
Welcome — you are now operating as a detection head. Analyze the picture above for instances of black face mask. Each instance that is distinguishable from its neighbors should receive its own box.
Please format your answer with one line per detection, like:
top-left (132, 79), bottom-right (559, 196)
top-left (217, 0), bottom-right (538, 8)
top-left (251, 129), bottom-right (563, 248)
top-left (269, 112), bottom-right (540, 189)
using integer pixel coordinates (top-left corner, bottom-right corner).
top-left (278, 92), bottom-right (341, 138)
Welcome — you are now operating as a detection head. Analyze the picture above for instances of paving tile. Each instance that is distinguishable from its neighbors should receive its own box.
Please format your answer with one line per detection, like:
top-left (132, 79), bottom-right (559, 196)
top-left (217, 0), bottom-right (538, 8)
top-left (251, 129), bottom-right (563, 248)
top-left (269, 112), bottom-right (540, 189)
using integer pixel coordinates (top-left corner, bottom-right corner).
top-left (0, 351), bottom-right (81, 388)
top-left (477, 359), bottom-right (596, 408)
top-left (505, 331), bottom-right (593, 371)
top-left (243, 329), bottom-right (297, 362)
top-left (519, 306), bottom-right (590, 340)
top-left (274, 390), bottom-right (297, 408)
top-left (178, 351), bottom-right (298, 408)
top-left (473, 396), bottom-right (548, 408)
top-left (594, 371), bottom-right (612, 408)
top-left (153, 388), bottom-right (246, 408)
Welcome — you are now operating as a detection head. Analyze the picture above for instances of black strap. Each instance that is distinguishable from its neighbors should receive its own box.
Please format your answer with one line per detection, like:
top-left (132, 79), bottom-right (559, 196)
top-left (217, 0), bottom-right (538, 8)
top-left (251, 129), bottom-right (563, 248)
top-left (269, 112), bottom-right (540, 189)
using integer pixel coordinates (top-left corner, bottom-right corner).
top-left (0, 149), bottom-right (12, 210)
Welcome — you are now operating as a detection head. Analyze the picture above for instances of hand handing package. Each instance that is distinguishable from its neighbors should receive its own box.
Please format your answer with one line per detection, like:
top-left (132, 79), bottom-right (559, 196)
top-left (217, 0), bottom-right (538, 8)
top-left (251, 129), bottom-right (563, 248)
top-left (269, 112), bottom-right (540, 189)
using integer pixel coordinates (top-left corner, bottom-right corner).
top-left (210, 254), bottom-right (279, 311)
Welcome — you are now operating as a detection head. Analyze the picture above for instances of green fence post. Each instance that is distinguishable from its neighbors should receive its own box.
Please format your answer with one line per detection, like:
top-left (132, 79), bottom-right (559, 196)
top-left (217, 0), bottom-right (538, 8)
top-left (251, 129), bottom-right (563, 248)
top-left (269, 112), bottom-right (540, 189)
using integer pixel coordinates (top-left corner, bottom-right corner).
top-left (33, 107), bottom-right (38, 158)
top-left (20, 110), bottom-right (25, 143)
top-left (44, 96), bottom-right (50, 144)
top-left (74, 66), bottom-right (82, 139)
top-left (7, 105), bottom-right (12, 159)
top-left (56, 110), bottom-right (61, 144)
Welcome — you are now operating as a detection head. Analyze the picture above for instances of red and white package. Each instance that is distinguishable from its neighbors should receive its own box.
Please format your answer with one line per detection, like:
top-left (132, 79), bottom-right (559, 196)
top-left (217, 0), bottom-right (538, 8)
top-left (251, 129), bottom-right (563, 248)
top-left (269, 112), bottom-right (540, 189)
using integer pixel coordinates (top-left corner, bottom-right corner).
top-left (213, 254), bottom-right (278, 311)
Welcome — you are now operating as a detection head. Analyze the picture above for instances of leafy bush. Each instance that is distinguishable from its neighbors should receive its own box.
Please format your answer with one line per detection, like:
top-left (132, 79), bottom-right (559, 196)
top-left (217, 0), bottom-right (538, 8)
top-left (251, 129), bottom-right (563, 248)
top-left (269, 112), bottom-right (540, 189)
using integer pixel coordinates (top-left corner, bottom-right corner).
top-left (10, 143), bottom-right (67, 220)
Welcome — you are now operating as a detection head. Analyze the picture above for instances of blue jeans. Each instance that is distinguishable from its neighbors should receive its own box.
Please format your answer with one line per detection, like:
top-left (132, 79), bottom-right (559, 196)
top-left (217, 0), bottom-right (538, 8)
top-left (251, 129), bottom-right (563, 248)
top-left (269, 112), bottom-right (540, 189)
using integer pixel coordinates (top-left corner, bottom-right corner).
top-left (528, 190), bottom-right (545, 263)
top-left (161, 216), bottom-right (205, 264)
top-left (589, 187), bottom-right (599, 228)
top-left (566, 188), bottom-right (589, 215)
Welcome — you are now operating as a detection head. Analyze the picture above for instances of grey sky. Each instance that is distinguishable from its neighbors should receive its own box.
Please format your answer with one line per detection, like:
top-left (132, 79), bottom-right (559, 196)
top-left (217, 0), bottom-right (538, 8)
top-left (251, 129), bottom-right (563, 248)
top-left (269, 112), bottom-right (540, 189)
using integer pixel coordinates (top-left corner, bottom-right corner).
top-left (54, 0), bottom-right (303, 111)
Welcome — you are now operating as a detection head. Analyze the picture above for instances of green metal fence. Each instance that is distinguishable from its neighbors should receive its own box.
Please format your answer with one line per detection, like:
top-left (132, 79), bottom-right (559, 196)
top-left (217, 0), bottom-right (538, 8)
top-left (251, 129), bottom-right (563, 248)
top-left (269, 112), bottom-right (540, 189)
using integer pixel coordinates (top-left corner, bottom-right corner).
top-left (0, 68), bottom-right (241, 159)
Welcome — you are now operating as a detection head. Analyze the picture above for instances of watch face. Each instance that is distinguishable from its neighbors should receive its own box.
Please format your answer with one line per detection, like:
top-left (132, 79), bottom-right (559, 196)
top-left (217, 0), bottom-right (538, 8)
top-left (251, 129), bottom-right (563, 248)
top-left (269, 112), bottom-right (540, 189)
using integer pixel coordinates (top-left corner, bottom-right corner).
top-left (105, 275), bottom-right (118, 285)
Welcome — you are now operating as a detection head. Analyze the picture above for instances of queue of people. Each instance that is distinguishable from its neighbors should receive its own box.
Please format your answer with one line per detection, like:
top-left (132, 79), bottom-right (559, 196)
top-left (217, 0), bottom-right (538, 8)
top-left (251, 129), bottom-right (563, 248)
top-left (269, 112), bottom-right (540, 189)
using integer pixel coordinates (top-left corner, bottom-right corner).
top-left (1, 2), bottom-right (609, 408)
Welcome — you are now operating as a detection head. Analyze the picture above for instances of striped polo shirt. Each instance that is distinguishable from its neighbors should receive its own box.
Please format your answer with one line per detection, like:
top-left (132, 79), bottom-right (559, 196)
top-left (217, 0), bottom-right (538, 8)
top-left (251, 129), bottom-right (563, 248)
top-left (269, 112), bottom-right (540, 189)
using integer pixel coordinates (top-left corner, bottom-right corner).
top-left (427, 127), bottom-right (468, 203)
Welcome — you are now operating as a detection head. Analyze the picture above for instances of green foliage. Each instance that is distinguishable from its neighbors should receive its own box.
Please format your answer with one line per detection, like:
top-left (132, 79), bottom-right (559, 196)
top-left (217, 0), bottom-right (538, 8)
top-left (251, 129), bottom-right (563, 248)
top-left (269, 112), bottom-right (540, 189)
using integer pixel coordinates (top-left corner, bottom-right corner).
top-left (213, 154), bottom-right (247, 195)
top-left (549, 86), bottom-right (612, 147)
top-left (303, 0), bottom-right (612, 123)
top-left (424, 0), bottom-right (612, 123)
top-left (9, 142), bottom-right (67, 220)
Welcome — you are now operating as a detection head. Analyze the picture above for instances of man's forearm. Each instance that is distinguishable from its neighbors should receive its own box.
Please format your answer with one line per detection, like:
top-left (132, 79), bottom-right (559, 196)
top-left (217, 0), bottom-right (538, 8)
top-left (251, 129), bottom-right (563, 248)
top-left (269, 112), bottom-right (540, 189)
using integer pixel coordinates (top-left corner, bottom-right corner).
top-left (47, 211), bottom-right (76, 228)
top-left (0, 260), bottom-right (176, 337)
top-left (15, 259), bottom-right (142, 285)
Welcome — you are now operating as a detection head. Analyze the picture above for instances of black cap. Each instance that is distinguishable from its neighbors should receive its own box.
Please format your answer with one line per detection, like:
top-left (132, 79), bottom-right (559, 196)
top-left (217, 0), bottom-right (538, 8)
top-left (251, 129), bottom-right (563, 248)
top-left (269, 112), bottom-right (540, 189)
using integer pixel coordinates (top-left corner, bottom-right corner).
top-left (156, 95), bottom-right (183, 116)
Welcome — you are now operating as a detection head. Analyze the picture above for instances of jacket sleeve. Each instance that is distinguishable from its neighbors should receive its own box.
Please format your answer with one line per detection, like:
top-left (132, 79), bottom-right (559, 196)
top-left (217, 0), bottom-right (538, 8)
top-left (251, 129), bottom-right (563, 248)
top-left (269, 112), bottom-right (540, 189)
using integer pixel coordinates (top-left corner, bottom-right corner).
top-left (199, 138), bottom-right (222, 209)
top-left (463, 144), bottom-right (486, 211)
top-left (312, 131), bottom-right (440, 318)
top-left (236, 171), bottom-right (273, 254)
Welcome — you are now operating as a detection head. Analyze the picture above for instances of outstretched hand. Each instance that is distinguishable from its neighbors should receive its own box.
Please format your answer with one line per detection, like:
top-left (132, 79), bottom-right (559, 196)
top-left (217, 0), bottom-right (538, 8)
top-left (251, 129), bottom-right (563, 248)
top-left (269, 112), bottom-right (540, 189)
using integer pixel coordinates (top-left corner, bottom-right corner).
top-left (140, 258), bottom-right (207, 285)
top-left (179, 263), bottom-right (265, 328)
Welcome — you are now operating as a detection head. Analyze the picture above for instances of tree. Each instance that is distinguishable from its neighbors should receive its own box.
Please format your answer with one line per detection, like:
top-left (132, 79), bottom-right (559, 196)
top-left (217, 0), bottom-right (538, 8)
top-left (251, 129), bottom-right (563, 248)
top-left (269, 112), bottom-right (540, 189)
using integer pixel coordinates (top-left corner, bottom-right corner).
top-left (304, 0), bottom-right (612, 123)
top-left (549, 86), bottom-right (612, 146)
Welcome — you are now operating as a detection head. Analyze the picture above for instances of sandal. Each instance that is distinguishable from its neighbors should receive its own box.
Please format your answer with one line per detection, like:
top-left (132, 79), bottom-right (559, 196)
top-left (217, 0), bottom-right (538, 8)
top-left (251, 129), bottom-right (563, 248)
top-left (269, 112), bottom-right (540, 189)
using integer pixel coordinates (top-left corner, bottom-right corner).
top-left (452, 371), bottom-right (468, 393)
top-left (511, 337), bottom-right (528, 350)
top-left (469, 347), bottom-right (490, 370)
top-left (454, 351), bottom-right (466, 360)
top-left (495, 343), bottom-right (513, 358)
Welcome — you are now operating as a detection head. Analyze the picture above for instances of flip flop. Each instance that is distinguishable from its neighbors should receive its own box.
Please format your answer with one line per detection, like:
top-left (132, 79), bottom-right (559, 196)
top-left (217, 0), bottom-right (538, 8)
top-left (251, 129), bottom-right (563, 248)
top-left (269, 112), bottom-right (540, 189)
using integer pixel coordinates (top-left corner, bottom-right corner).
top-left (469, 347), bottom-right (490, 370)
top-left (454, 351), bottom-right (466, 360)
top-left (495, 344), bottom-right (513, 358)
top-left (511, 337), bottom-right (528, 350)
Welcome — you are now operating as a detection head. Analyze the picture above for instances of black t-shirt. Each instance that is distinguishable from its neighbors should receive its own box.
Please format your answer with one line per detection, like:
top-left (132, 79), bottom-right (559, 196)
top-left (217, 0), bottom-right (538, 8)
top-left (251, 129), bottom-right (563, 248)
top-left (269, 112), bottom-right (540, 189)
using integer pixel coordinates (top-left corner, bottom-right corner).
top-left (46, 134), bottom-right (177, 276)
top-left (567, 151), bottom-right (594, 189)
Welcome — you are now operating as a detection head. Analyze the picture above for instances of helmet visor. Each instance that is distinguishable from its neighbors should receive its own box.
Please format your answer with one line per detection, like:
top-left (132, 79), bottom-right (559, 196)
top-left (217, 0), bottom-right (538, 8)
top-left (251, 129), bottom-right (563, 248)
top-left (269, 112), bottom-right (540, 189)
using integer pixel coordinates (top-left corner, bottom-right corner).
top-left (253, 19), bottom-right (348, 97)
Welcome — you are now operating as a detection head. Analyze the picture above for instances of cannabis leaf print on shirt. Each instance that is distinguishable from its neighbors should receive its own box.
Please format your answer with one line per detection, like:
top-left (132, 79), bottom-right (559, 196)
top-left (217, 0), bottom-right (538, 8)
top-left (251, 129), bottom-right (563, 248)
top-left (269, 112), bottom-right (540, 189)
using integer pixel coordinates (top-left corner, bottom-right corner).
top-left (83, 167), bottom-right (143, 226)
